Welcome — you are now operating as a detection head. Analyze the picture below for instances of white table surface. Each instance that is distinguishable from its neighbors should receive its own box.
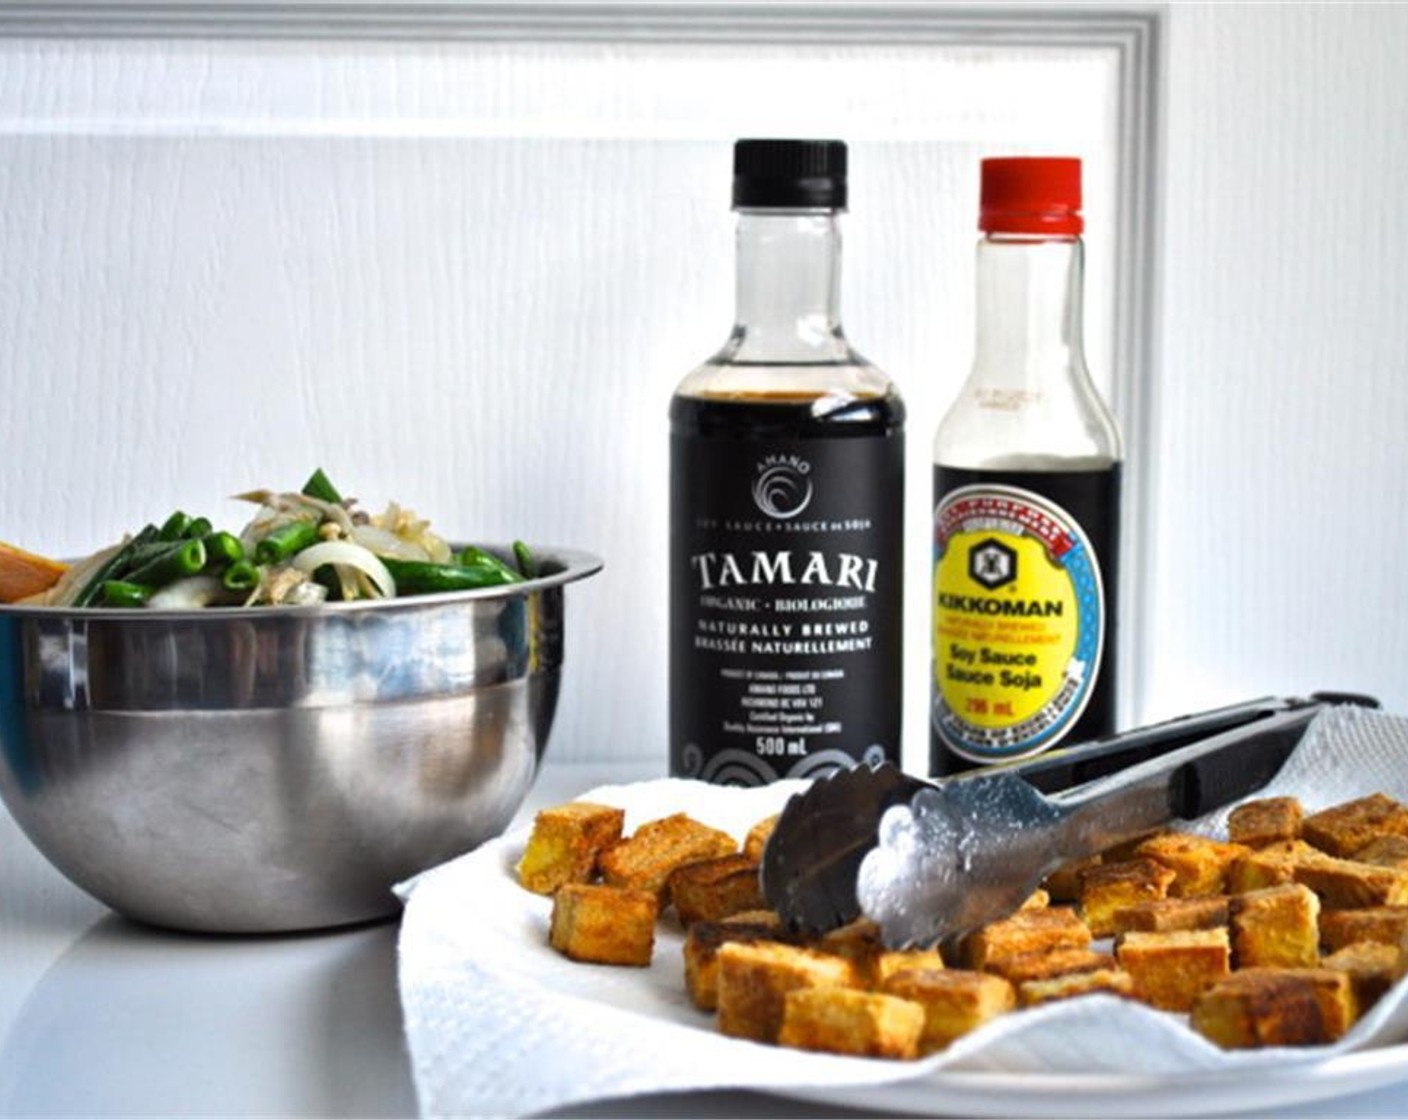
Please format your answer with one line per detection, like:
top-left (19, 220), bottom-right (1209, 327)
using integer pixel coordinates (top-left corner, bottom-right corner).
top-left (3, 759), bottom-right (1408, 1119)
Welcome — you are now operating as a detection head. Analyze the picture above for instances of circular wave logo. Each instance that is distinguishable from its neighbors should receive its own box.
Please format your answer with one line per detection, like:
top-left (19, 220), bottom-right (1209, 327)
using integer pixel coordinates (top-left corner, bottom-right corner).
top-left (753, 457), bottom-right (813, 519)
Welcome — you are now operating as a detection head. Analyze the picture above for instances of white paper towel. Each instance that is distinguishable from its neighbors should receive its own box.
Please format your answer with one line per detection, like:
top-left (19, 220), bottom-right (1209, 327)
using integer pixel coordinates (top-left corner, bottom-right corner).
top-left (395, 706), bottom-right (1408, 1118)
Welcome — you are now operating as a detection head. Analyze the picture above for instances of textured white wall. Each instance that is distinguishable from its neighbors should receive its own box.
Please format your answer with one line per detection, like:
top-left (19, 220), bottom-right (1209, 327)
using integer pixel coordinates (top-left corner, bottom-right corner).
top-left (1144, 3), bottom-right (1408, 719)
top-left (0, 36), bottom-right (1120, 774)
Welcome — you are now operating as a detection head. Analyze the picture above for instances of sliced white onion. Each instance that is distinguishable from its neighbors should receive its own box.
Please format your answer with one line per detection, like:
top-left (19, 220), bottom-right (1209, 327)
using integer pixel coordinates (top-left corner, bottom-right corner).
top-left (146, 576), bottom-right (232, 610)
top-left (350, 524), bottom-right (428, 562)
top-left (291, 540), bottom-right (396, 599)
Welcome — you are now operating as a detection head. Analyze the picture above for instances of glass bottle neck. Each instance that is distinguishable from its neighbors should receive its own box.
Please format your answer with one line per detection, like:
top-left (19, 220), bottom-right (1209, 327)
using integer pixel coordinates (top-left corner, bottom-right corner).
top-left (731, 209), bottom-right (848, 362)
top-left (973, 235), bottom-right (1086, 385)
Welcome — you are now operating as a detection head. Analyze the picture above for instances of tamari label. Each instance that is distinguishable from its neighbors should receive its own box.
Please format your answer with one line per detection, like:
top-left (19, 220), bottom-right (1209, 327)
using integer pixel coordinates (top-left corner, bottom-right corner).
top-left (931, 484), bottom-right (1104, 762)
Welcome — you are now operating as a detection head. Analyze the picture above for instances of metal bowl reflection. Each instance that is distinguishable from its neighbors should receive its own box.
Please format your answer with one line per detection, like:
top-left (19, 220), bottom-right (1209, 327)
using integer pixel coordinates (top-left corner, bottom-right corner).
top-left (0, 545), bottom-right (601, 933)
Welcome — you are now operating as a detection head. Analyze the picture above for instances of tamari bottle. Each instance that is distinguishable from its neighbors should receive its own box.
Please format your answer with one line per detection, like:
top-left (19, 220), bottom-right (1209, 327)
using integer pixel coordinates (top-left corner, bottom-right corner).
top-left (670, 138), bottom-right (905, 786)
top-left (931, 156), bottom-right (1122, 775)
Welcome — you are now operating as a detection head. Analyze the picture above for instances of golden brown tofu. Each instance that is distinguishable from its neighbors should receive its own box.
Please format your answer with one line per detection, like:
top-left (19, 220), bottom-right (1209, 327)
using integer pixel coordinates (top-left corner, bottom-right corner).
top-left (1229, 883), bottom-right (1321, 968)
top-left (682, 912), bottom-right (791, 1012)
top-left (598, 813), bottom-right (738, 900)
top-left (667, 854), bottom-right (765, 925)
top-left (1135, 833), bottom-right (1251, 898)
top-left (1017, 969), bottom-right (1134, 1008)
top-left (1191, 969), bottom-right (1348, 1049)
top-left (962, 907), bottom-right (1093, 970)
top-left (1115, 928), bottom-right (1231, 1012)
top-left (778, 988), bottom-right (925, 1060)
top-left (1041, 854), bottom-right (1102, 903)
top-left (1079, 859), bottom-right (1177, 938)
top-left (814, 919), bottom-right (945, 987)
top-left (1019, 889), bottom-right (1051, 911)
top-left (1226, 840), bottom-right (1319, 894)
top-left (880, 968), bottom-right (1015, 1054)
top-left (985, 947), bottom-right (1117, 985)
top-left (1353, 835), bottom-right (1408, 871)
top-left (1322, 941), bottom-right (1399, 1017)
top-left (1302, 794), bottom-right (1408, 858)
top-left (1110, 896), bottom-right (1229, 935)
top-left (1291, 850), bottom-right (1408, 909)
top-left (1319, 906), bottom-right (1408, 953)
top-left (1101, 830), bottom-right (1168, 863)
top-left (515, 801), bottom-right (625, 895)
top-left (548, 883), bottom-right (657, 966)
top-left (743, 814), bottom-right (779, 863)
top-left (1227, 796), bottom-right (1304, 848)
top-left (716, 941), bottom-right (858, 1044)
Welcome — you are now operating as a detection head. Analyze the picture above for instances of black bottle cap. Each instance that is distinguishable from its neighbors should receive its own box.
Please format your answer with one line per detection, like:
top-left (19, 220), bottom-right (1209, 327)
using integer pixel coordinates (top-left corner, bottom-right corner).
top-left (732, 138), bottom-right (847, 210)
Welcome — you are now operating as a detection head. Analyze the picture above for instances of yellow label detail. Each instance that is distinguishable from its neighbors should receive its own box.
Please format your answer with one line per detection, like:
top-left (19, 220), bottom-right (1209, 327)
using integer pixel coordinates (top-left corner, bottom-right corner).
top-left (933, 530), bottom-right (1078, 731)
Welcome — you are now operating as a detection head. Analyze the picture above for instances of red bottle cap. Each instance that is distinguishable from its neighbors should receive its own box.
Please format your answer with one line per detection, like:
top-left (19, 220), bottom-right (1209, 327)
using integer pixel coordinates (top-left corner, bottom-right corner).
top-left (979, 157), bottom-right (1083, 236)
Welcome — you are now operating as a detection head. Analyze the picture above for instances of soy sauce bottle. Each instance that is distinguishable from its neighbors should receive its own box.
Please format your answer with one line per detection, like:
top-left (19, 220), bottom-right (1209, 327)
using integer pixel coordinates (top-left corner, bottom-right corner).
top-left (931, 157), bottom-right (1122, 775)
top-left (669, 139), bottom-right (905, 786)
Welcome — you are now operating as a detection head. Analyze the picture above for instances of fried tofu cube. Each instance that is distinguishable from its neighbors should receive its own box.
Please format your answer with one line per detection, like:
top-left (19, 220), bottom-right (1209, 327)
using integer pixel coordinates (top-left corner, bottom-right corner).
top-left (778, 988), bottom-right (925, 1060)
top-left (962, 907), bottom-right (1093, 970)
top-left (716, 941), bottom-right (858, 1043)
top-left (1302, 794), bottom-right (1408, 858)
top-left (1229, 883), bottom-right (1321, 968)
top-left (814, 919), bottom-right (944, 987)
top-left (743, 814), bottom-right (779, 863)
top-left (1135, 833), bottom-right (1250, 898)
top-left (1115, 928), bottom-right (1231, 1012)
top-left (1292, 851), bottom-right (1408, 909)
top-left (1319, 906), bottom-right (1408, 953)
top-left (1110, 896), bottom-right (1229, 935)
top-left (1017, 969), bottom-right (1135, 1008)
top-left (1191, 968), bottom-right (1353, 1048)
top-left (1322, 941), bottom-right (1398, 1016)
top-left (1354, 835), bottom-right (1408, 871)
top-left (667, 854), bottom-right (765, 925)
top-left (1019, 889), bottom-right (1051, 911)
top-left (515, 801), bottom-right (625, 895)
top-left (1227, 839), bottom-right (1320, 894)
top-left (1101, 830), bottom-right (1169, 863)
top-left (1042, 854), bottom-right (1101, 903)
top-left (598, 813), bottom-right (737, 900)
top-left (548, 883), bottom-right (657, 966)
top-left (682, 912), bottom-right (789, 1012)
top-left (1227, 796), bottom-right (1304, 848)
top-left (880, 969), bottom-right (1015, 1054)
top-left (985, 947), bottom-right (1117, 985)
top-left (1079, 859), bottom-right (1177, 937)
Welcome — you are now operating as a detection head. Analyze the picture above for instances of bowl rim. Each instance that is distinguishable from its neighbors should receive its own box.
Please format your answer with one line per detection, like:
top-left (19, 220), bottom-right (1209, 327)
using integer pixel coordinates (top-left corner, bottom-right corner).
top-left (0, 542), bottom-right (603, 621)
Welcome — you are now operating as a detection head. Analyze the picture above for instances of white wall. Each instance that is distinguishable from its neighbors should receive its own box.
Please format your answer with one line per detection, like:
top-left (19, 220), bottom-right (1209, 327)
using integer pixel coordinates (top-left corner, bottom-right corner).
top-left (1, 2), bottom-right (1405, 769)
top-left (0, 32), bottom-right (1122, 774)
top-left (1145, 2), bottom-right (1408, 719)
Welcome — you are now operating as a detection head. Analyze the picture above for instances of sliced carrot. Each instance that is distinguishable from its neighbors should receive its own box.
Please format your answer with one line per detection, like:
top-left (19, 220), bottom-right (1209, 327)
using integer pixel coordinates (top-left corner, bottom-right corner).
top-left (0, 541), bottom-right (69, 603)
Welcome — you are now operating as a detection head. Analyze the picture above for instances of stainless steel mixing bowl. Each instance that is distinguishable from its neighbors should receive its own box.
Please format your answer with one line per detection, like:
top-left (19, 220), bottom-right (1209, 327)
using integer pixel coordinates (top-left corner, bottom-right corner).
top-left (0, 545), bottom-right (601, 933)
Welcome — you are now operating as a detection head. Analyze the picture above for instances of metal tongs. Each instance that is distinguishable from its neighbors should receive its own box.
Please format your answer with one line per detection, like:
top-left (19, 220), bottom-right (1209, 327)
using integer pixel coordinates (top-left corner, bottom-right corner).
top-left (761, 693), bottom-right (1378, 949)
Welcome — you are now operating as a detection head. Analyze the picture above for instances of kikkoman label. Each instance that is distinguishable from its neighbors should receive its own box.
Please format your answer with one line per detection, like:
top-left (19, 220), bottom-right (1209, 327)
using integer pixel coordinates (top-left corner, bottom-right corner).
top-left (931, 484), bottom-right (1104, 762)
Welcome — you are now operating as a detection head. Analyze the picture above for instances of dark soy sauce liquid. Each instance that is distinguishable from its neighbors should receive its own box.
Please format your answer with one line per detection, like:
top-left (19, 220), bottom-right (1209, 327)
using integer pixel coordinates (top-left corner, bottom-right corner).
top-left (670, 388), bottom-right (905, 785)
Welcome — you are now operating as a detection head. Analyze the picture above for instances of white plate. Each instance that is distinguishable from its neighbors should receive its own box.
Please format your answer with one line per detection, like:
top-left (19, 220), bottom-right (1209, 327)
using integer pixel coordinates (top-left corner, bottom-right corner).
top-left (398, 722), bottom-right (1408, 1119)
top-left (785, 1045), bottom-right (1408, 1117)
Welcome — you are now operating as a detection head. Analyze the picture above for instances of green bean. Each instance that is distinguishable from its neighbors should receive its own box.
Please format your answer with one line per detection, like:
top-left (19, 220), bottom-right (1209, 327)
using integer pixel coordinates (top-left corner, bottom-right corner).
top-left (158, 511), bottom-right (192, 541)
top-left (185, 516), bottom-right (213, 540)
top-left (301, 468), bottom-right (343, 505)
top-left (125, 539), bottom-right (206, 588)
top-left (203, 531), bottom-right (244, 569)
top-left (100, 580), bottom-right (152, 608)
top-left (221, 560), bottom-right (261, 593)
top-left (456, 546), bottom-right (524, 585)
top-left (74, 525), bottom-right (160, 607)
top-left (381, 557), bottom-right (518, 595)
top-left (512, 540), bottom-right (537, 579)
top-left (254, 520), bottom-right (319, 565)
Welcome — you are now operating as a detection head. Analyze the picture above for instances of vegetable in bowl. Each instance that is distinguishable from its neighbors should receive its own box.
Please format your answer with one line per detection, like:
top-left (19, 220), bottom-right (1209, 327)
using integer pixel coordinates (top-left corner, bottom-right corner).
top-left (15, 468), bottom-right (535, 609)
